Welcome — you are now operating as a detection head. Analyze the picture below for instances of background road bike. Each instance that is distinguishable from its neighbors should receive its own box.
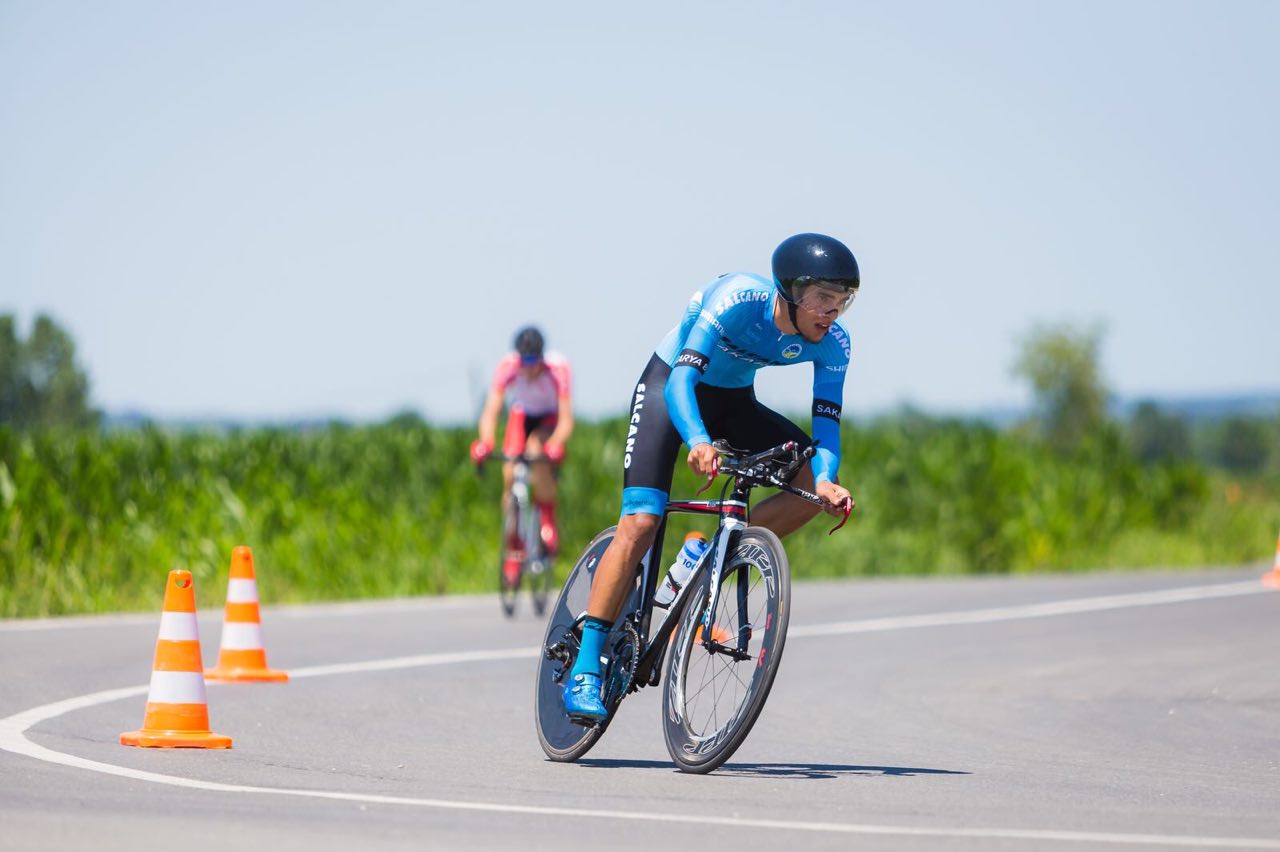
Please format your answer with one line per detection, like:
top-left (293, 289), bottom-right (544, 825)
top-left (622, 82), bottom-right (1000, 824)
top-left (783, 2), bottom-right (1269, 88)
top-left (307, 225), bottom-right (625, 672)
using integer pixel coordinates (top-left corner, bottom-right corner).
top-left (534, 439), bottom-right (851, 773)
top-left (479, 453), bottom-right (555, 617)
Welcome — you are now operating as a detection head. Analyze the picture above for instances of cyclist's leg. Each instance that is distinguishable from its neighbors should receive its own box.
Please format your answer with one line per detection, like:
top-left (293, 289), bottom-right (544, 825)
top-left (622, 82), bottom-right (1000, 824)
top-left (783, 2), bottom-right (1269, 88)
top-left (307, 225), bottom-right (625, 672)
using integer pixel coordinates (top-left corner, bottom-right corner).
top-left (568, 356), bottom-right (679, 691)
top-left (525, 419), bottom-right (560, 553)
top-left (752, 462), bottom-right (822, 536)
top-left (500, 407), bottom-right (529, 503)
top-left (501, 460), bottom-right (515, 499)
top-left (525, 417), bottom-right (554, 498)
top-left (712, 392), bottom-right (822, 538)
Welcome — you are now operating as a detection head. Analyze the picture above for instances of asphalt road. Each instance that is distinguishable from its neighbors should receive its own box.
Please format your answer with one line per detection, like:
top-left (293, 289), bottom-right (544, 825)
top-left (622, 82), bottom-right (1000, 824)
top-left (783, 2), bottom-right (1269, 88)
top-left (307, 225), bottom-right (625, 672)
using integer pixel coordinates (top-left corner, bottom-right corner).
top-left (2, 566), bottom-right (1278, 851)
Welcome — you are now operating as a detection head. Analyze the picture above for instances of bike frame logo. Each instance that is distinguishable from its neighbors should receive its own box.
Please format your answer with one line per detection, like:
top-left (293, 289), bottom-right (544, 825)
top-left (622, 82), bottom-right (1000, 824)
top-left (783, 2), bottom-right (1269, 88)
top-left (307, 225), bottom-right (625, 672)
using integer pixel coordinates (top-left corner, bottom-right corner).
top-left (666, 546), bottom-right (776, 756)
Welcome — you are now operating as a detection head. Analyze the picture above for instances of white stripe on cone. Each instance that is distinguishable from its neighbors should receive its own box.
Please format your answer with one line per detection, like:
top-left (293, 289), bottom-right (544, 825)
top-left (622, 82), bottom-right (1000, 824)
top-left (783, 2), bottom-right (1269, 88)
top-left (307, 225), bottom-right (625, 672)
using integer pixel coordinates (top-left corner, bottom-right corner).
top-left (218, 622), bottom-right (265, 650)
top-left (156, 612), bottom-right (199, 642)
top-left (226, 579), bottom-right (259, 604)
top-left (147, 671), bottom-right (208, 705)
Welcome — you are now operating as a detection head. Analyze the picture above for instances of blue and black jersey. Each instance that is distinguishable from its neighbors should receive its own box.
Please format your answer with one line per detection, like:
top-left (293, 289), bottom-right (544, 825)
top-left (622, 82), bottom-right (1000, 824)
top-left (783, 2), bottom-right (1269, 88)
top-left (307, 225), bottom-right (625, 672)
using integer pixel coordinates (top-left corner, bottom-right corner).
top-left (652, 272), bottom-right (850, 483)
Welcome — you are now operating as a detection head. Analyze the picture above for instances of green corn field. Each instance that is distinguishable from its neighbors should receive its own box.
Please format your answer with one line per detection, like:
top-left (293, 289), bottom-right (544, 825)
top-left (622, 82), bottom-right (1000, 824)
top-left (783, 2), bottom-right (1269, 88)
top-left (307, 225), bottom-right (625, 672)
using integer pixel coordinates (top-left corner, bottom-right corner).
top-left (1, 418), bottom-right (1276, 617)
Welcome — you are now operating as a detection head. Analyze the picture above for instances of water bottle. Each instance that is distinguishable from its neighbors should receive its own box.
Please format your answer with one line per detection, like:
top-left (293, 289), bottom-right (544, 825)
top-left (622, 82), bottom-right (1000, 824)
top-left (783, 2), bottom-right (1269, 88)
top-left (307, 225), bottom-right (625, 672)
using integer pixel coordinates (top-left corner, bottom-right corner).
top-left (655, 532), bottom-right (709, 607)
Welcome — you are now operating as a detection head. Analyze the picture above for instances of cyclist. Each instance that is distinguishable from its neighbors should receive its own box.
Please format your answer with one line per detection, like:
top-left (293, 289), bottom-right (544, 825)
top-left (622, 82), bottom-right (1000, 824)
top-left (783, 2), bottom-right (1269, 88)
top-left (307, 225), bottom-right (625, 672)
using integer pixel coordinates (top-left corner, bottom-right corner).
top-left (471, 326), bottom-right (574, 580)
top-left (563, 233), bottom-right (858, 722)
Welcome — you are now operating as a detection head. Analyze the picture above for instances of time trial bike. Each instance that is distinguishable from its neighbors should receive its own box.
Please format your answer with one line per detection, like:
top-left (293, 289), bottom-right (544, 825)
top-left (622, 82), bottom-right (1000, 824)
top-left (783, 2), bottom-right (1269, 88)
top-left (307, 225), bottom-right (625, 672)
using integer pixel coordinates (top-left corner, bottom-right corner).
top-left (534, 439), bottom-right (851, 773)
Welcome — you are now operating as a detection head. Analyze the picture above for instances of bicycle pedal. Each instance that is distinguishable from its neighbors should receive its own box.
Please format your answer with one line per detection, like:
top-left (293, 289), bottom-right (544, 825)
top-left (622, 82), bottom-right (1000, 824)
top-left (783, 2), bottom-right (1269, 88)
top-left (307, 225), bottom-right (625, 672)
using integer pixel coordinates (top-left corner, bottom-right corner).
top-left (566, 713), bottom-right (605, 729)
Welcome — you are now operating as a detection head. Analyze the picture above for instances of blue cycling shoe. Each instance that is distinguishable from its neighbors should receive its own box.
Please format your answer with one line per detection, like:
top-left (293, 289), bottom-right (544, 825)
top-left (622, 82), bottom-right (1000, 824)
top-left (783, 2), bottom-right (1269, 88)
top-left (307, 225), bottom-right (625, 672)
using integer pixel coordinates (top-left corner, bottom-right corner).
top-left (563, 672), bottom-right (608, 724)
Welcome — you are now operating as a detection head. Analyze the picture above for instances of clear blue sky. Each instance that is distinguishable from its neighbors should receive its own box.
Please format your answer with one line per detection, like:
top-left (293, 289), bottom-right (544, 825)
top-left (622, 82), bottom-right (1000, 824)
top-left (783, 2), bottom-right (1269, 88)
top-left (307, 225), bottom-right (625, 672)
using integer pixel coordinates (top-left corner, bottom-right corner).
top-left (3, 1), bottom-right (1277, 423)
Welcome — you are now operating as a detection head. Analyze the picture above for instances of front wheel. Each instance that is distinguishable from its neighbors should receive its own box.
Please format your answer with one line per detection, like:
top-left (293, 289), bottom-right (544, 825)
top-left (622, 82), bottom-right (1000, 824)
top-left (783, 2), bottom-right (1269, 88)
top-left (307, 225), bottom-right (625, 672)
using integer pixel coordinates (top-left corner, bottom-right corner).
top-left (498, 496), bottom-right (523, 617)
top-left (525, 500), bottom-right (553, 617)
top-left (662, 527), bottom-right (791, 774)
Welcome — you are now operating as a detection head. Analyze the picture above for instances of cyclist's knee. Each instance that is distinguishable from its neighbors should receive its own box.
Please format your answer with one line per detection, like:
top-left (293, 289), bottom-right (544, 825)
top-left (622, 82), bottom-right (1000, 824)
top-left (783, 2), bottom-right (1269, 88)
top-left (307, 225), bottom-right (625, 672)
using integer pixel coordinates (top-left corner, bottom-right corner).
top-left (794, 497), bottom-right (822, 521)
top-left (616, 512), bottom-right (661, 546)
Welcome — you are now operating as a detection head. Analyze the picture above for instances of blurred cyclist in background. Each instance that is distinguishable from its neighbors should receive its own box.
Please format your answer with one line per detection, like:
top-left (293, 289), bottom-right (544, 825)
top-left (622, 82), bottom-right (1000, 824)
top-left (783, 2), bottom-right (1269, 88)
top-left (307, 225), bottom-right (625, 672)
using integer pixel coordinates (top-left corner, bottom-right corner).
top-left (471, 326), bottom-right (574, 573)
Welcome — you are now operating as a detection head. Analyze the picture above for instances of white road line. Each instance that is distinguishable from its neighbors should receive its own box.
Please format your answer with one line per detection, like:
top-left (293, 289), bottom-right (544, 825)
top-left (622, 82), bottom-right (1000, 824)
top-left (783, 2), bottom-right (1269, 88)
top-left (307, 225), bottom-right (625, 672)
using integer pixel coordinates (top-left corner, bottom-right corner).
top-left (2, 579), bottom-right (1278, 849)
top-left (288, 646), bottom-right (536, 679)
top-left (0, 593), bottom-right (494, 633)
top-left (1, 703), bottom-right (1276, 849)
top-left (789, 579), bottom-right (1269, 637)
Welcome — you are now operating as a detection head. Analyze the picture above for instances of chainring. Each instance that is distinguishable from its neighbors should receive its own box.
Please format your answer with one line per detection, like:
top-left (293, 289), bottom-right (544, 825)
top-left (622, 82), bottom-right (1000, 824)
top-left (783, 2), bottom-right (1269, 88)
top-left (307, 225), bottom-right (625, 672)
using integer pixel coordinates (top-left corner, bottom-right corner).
top-left (602, 620), bottom-right (640, 710)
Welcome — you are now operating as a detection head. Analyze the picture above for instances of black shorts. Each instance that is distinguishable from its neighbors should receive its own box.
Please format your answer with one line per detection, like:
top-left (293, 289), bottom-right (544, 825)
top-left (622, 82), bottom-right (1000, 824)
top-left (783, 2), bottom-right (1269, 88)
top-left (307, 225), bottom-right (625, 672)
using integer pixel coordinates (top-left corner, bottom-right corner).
top-left (619, 354), bottom-right (810, 516)
top-left (502, 410), bottom-right (557, 456)
top-left (522, 413), bottom-right (556, 437)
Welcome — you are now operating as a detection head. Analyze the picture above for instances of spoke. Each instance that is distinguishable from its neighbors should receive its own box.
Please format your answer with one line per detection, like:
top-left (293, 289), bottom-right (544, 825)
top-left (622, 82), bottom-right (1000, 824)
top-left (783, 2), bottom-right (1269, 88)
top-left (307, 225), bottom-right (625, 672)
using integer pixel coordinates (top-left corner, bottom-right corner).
top-left (680, 559), bottom-right (780, 739)
top-left (686, 649), bottom-right (716, 705)
top-left (684, 628), bottom-right (719, 729)
top-left (719, 655), bottom-right (741, 718)
top-left (721, 657), bottom-right (753, 693)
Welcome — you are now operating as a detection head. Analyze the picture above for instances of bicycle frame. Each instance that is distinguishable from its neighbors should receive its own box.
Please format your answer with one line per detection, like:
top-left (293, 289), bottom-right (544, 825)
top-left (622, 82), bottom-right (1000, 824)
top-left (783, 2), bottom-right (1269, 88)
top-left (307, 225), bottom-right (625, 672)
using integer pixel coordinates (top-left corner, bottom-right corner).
top-left (504, 453), bottom-right (549, 560)
top-left (629, 485), bottom-right (752, 689)
top-left (622, 441), bottom-right (847, 690)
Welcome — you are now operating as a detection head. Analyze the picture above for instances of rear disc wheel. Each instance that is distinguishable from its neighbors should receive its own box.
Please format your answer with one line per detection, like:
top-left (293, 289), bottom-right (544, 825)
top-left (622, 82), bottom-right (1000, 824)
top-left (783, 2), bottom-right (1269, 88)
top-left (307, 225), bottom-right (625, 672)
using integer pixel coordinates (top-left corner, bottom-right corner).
top-left (535, 527), bottom-right (643, 762)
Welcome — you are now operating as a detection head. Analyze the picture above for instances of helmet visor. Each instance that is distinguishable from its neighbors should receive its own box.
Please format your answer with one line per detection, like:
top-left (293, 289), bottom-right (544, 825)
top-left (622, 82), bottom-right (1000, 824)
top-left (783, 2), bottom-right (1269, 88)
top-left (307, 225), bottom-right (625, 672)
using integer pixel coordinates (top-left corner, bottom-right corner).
top-left (792, 279), bottom-right (858, 317)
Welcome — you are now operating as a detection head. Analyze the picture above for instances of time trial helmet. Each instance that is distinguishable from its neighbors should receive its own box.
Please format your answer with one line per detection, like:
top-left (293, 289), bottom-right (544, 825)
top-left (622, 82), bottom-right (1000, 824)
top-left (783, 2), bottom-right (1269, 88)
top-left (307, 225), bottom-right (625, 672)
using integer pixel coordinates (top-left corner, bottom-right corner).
top-left (772, 233), bottom-right (860, 315)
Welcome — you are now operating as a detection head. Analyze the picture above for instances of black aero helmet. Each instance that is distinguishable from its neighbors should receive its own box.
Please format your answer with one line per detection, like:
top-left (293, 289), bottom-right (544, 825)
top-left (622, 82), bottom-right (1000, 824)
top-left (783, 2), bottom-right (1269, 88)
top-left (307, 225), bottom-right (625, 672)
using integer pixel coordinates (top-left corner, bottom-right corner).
top-left (513, 326), bottom-right (545, 362)
top-left (772, 233), bottom-right (861, 305)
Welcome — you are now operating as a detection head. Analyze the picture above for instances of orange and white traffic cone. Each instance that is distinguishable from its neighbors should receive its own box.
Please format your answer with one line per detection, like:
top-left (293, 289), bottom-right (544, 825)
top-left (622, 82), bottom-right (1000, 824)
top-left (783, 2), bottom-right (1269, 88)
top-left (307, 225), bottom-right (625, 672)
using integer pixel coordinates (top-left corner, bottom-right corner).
top-left (1262, 530), bottom-right (1280, 589)
top-left (206, 546), bottom-right (288, 683)
top-left (121, 569), bottom-right (231, 748)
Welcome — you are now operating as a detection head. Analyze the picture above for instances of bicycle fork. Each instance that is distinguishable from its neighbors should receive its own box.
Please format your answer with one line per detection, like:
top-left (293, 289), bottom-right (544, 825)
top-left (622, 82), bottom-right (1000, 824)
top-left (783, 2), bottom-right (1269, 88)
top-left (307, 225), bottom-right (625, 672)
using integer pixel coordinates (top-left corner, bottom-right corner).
top-left (698, 500), bottom-right (753, 662)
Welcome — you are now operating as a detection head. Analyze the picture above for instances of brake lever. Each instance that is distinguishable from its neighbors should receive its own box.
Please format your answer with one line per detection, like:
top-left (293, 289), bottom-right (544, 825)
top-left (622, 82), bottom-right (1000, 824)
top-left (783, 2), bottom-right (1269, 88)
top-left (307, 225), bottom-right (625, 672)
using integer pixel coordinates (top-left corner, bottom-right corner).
top-left (828, 497), bottom-right (853, 535)
top-left (695, 455), bottom-right (722, 496)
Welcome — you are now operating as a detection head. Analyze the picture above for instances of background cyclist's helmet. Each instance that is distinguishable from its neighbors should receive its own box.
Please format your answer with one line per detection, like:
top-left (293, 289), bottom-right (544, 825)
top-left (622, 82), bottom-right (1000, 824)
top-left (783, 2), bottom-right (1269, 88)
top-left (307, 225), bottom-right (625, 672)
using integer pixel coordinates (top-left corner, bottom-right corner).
top-left (771, 233), bottom-right (861, 310)
top-left (514, 326), bottom-right (545, 364)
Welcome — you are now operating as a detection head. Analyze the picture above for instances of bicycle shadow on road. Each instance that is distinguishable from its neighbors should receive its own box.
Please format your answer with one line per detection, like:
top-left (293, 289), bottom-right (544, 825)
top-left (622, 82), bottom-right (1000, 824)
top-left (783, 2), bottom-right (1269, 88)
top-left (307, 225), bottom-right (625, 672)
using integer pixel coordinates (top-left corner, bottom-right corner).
top-left (576, 759), bottom-right (971, 780)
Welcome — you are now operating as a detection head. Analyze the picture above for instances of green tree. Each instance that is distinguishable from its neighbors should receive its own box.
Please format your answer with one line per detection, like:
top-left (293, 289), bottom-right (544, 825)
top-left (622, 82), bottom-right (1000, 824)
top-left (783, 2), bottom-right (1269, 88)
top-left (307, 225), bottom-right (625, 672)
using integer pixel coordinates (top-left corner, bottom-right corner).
top-left (1214, 416), bottom-right (1270, 473)
top-left (1012, 322), bottom-right (1109, 453)
top-left (1129, 401), bottom-right (1191, 463)
top-left (0, 313), bottom-right (99, 431)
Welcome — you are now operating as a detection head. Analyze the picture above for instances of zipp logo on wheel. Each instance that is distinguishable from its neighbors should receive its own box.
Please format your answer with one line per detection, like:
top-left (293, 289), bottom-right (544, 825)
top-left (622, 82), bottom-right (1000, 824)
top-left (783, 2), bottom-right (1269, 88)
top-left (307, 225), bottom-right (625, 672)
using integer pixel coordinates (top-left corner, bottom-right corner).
top-left (736, 545), bottom-right (776, 598)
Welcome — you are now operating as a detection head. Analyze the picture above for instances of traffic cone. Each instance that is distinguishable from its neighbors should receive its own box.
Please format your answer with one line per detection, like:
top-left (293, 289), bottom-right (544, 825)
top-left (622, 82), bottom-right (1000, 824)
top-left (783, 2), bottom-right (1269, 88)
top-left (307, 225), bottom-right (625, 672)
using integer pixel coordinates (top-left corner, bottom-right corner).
top-left (206, 546), bottom-right (288, 682)
top-left (121, 569), bottom-right (231, 748)
top-left (1262, 530), bottom-right (1280, 589)
top-left (694, 624), bottom-right (735, 645)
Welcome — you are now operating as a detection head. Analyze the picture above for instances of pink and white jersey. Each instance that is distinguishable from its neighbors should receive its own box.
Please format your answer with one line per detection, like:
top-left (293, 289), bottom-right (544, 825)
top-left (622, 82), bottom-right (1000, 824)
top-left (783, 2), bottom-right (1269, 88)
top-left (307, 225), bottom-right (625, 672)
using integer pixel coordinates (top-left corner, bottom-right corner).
top-left (490, 352), bottom-right (572, 417)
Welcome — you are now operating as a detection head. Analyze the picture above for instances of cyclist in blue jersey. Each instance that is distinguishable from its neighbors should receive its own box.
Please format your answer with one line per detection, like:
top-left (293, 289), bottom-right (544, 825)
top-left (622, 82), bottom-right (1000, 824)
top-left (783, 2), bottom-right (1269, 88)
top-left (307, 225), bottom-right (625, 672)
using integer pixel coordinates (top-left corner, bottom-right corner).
top-left (563, 233), bottom-right (860, 722)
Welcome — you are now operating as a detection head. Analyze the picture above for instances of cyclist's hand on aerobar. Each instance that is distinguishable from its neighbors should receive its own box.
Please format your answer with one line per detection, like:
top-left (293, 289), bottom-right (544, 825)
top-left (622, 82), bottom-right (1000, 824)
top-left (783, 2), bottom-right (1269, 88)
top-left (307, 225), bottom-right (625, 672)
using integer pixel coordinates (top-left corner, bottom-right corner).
top-left (815, 480), bottom-right (854, 518)
top-left (544, 442), bottom-right (566, 464)
top-left (469, 439), bottom-right (493, 465)
top-left (687, 442), bottom-right (720, 480)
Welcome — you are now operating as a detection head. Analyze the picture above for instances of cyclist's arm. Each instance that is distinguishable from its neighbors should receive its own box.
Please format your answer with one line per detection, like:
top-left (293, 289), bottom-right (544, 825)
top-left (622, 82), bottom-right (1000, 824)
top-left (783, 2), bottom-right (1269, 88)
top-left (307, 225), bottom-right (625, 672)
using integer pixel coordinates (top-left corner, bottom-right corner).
top-left (810, 366), bottom-right (846, 484)
top-left (479, 355), bottom-right (518, 445)
top-left (477, 387), bottom-right (504, 446)
top-left (546, 359), bottom-right (574, 447)
top-left (664, 316), bottom-right (720, 447)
